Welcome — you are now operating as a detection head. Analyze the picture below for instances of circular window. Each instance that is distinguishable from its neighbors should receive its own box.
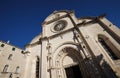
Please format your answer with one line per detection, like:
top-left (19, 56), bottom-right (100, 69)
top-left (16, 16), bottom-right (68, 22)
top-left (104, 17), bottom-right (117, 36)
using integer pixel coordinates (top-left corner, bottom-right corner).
top-left (53, 20), bottom-right (67, 32)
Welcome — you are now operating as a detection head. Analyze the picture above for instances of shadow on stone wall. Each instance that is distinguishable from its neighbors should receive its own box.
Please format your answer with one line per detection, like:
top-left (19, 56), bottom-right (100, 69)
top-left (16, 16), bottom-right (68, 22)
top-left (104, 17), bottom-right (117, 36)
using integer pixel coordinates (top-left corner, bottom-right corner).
top-left (88, 54), bottom-right (117, 78)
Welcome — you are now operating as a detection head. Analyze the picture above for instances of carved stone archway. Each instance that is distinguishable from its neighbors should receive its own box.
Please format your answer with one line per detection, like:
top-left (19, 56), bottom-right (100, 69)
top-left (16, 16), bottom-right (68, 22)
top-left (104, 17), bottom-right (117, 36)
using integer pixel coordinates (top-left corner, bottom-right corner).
top-left (51, 44), bottom-right (89, 78)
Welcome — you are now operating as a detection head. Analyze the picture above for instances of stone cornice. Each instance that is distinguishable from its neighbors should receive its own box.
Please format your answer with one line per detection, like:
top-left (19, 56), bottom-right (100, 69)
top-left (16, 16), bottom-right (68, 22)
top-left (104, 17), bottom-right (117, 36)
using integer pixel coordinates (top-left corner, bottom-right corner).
top-left (25, 41), bottom-right (40, 48)
top-left (42, 10), bottom-right (74, 26)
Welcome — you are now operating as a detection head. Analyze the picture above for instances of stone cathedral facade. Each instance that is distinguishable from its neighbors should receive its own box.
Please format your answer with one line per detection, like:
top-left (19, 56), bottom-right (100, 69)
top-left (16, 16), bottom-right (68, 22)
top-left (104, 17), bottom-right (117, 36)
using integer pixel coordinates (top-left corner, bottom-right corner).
top-left (0, 10), bottom-right (120, 78)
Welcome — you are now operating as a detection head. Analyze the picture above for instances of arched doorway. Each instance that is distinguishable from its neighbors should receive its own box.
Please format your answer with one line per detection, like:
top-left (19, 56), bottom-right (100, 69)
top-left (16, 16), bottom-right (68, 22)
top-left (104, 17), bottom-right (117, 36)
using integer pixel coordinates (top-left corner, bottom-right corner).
top-left (53, 45), bottom-right (86, 78)
top-left (62, 48), bottom-right (83, 78)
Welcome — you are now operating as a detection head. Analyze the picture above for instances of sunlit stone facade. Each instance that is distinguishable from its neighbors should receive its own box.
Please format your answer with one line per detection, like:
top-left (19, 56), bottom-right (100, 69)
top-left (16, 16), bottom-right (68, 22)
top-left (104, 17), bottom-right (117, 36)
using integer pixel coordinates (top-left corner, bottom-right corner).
top-left (0, 41), bottom-right (26, 78)
top-left (0, 10), bottom-right (120, 78)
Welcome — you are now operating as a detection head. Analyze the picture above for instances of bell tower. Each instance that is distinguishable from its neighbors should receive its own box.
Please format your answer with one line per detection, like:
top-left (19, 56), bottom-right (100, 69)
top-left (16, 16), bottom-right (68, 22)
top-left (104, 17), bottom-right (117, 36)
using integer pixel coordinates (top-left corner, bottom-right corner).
top-left (39, 10), bottom-right (120, 78)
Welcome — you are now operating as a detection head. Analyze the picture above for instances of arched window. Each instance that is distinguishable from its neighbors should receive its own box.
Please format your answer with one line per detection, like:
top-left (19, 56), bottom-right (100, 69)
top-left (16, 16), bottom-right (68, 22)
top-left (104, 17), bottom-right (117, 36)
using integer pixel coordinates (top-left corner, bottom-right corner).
top-left (3, 65), bottom-right (9, 72)
top-left (36, 57), bottom-right (39, 78)
top-left (15, 66), bottom-right (20, 74)
top-left (98, 37), bottom-right (119, 60)
top-left (8, 54), bottom-right (13, 60)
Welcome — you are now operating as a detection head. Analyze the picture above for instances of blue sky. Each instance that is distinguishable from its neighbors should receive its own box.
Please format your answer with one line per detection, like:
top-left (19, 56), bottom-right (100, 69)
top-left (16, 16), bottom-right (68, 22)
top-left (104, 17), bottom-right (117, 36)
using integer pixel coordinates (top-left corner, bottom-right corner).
top-left (0, 0), bottom-right (120, 49)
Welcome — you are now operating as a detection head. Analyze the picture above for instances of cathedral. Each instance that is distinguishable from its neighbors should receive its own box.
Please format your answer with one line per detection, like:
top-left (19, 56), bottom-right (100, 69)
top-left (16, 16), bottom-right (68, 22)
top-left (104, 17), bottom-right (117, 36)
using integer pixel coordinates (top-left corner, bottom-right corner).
top-left (0, 10), bottom-right (120, 78)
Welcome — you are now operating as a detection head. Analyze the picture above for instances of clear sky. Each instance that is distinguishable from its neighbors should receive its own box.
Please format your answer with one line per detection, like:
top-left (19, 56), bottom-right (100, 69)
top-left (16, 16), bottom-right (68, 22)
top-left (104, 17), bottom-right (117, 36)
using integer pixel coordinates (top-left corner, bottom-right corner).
top-left (0, 0), bottom-right (120, 49)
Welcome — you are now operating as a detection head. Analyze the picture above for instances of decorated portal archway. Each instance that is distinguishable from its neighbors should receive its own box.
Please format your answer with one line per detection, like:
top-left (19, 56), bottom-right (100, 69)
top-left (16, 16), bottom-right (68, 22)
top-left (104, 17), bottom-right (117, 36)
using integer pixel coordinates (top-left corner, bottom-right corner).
top-left (50, 43), bottom-right (89, 78)
top-left (48, 42), bottom-right (112, 78)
